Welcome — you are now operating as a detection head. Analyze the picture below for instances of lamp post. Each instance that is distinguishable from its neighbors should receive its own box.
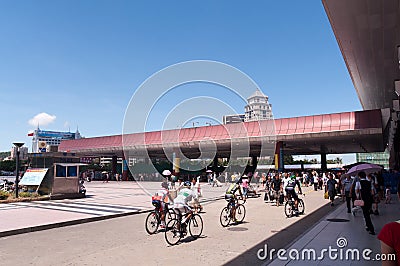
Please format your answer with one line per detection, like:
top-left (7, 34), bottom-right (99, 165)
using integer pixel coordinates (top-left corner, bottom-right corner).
top-left (13, 142), bottom-right (24, 198)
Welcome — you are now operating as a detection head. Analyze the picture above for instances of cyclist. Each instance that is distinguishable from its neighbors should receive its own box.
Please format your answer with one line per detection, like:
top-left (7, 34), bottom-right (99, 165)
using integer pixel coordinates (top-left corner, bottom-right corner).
top-left (285, 175), bottom-right (303, 216)
top-left (154, 181), bottom-right (173, 228)
top-left (225, 176), bottom-right (244, 222)
top-left (173, 181), bottom-right (198, 234)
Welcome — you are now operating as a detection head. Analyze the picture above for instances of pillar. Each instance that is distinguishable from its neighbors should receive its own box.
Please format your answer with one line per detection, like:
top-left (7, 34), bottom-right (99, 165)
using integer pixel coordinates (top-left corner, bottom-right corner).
top-left (111, 155), bottom-right (117, 180)
top-left (122, 153), bottom-right (129, 181)
top-left (212, 157), bottom-right (219, 173)
top-left (251, 156), bottom-right (258, 174)
top-left (275, 141), bottom-right (284, 172)
top-left (321, 153), bottom-right (327, 172)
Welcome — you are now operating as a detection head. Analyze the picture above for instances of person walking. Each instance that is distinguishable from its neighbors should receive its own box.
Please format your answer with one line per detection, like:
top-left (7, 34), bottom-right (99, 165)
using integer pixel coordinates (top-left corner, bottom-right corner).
top-left (342, 175), bottom-right (353, 213)
top-left (385, 186), bottom-right (392, 204)
top-left (368, 173), bottom-right (380, 215)
top-left (326, 173), bottom-right (337, 206)
top-left (312, 171), bottom-right (319, 191)
top-left (271, 174), bottom-right (282, 207)
top-left (355, 171), bottom-right (375, 235)
top-left (241, 175), bottom-right (249, 199)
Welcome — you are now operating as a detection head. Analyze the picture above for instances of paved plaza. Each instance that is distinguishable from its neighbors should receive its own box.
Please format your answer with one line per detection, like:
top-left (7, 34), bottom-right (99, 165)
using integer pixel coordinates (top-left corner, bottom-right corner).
top-left (0, 181), bottom-right (398, 265)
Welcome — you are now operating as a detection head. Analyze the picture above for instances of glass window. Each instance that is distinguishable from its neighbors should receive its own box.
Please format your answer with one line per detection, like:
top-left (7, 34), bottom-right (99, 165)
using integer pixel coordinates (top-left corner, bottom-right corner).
top-left (56, 165), bottom-right (66, 177)
top-left (67, 166), bottom-right (78, 177)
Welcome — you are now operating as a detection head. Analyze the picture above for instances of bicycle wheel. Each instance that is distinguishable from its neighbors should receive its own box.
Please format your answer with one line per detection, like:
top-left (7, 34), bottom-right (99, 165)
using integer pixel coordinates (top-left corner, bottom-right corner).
top-left (298, 199), bottom-right (305, 214)
top-left (165, 209), bottom-right (176, 225)
top-left (145, 211), bottom-right (159, 234)
top-left (235, 204), bottom-right (246, 223)
top-left (220, 207), bottom-right (231, 227)
top-left (189, 214), bottom-right (203, 238)
top-left (284, 201), bottom-right (293, 218)
top-left (164, 219), bottom-right (181, 246)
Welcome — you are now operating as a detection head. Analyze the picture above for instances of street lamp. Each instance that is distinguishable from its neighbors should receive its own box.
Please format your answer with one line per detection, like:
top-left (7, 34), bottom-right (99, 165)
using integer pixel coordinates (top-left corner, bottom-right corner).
top-left (13, 142), bottom-right (24, 198)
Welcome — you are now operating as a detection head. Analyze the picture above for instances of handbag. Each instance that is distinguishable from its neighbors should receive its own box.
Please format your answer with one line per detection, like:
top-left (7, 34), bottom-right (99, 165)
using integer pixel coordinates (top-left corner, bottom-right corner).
top-left (354, 199), bottom-right (364, 207)
top-left (324, 191), bottom-right (329, 199)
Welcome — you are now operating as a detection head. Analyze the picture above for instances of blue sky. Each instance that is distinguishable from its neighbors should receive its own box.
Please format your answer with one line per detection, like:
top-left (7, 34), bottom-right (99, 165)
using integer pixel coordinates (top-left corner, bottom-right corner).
top-left (0, 1), bottom-right (361, 162)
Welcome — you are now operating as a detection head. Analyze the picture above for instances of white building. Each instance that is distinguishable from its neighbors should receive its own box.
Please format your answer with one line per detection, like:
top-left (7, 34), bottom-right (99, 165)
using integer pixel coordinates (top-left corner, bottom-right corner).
top-left (222, 89), bottom-right (273, 124)
top-left (244, 89), bottom-right (273, 122)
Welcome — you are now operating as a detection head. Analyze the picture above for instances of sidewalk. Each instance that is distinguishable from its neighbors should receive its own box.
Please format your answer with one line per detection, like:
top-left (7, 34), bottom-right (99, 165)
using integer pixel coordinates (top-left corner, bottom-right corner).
top-left (0, 181), bottom-right (226, 237)
top-left (267, 197), bottom-right (400, 265)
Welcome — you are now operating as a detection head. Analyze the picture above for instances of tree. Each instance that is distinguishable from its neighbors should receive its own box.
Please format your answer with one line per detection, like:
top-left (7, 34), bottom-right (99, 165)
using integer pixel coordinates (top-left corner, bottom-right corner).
top-left (327, 157), bottom-right (343, 164)
top-left (283, 155), bottom-right (294, 165)
top-left (0, 160), bottom-right (16, 172)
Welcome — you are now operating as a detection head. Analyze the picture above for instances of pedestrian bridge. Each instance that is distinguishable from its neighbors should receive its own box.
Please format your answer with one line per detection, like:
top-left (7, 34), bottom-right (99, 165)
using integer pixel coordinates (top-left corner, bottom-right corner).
top-left (58, 109), bottom-right (387, 158)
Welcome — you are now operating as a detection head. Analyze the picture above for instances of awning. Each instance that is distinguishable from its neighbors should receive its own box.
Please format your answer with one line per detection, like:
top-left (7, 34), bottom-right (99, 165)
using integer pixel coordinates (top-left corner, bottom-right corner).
top-left (20, 168), bottom-right (48, 186)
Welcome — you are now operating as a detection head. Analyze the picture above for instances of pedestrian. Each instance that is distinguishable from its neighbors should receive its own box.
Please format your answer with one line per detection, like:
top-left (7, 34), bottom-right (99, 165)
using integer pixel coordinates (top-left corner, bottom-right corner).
top-left (342, 175), bottom-right (353, 213)
top-left (261, 173), bottom-right (267, 189)
top-left (368, 173), bottom-right (380, 215)
top-left (326, 173), bottom-right (337, 206)
top-left (271, 174), bottom-right (282, 207)
top-left (385, 186), bottom-right (392, 204)
top-left (355, 171), bottom-right (375, 235)
top-left (176, 178), bottom-right (184, 192)
top-left (313, 171), bottom-right (319, 191)
top-left (241, 175), bottom-right (249, 199)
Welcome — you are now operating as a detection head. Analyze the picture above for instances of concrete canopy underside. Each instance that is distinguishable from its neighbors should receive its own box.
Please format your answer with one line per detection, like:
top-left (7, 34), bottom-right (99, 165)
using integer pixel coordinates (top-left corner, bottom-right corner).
top-left (323, 0), bottom-right (400, 110)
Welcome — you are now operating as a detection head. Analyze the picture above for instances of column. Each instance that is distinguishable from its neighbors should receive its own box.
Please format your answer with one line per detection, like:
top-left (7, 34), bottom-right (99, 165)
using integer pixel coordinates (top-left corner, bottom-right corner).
top-left (275, 141), bottom-right (284, 172)
top-left (251, 156), bottom-right (258, 174)
top-left (122, 153), bottom-right (129, 181)
top-left (321, 153), bottom-right (327, 172)
top-left (111, 155), bottom-right (117, 180)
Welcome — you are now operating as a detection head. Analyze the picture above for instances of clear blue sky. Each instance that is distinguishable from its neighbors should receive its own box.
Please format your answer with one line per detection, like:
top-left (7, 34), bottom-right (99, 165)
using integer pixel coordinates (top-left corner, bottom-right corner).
top-left (0, 1), bottom-right (361, 163)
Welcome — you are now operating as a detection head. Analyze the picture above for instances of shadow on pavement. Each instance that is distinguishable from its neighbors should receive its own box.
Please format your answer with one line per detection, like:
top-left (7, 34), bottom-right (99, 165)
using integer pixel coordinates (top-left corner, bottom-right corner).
top-left (224, 200), bottom-right (343, 266)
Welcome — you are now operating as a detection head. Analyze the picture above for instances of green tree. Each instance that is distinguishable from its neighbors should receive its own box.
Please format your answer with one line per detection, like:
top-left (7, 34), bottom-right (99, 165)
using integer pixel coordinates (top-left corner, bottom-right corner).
top-left (283, 155), bottom-right (294, 165)
top-left (0, 160), bottom-right (16, 172)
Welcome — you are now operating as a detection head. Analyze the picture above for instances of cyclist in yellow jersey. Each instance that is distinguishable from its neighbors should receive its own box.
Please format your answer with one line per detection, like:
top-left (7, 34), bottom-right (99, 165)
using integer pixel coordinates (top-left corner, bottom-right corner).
top-left (225, 176), bottom-right (244, 222)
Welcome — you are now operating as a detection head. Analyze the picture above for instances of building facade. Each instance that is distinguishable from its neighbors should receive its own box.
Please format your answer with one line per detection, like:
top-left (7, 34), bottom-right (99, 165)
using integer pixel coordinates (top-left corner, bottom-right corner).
top-left (11, 146), bottom-right (28, 160)
top-left (223, 89), bottom-right (273, 124)
top-left (28, 127), bottom-right (82, 153)
top-left (356, 151), bottom-right (390, 169)
top-left (244, 89), bottom-right (273, 122)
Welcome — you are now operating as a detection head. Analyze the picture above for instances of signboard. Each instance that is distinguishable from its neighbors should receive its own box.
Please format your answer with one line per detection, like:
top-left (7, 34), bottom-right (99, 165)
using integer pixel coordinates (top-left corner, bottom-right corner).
top-left (20, 168), bottom-right (48, 186)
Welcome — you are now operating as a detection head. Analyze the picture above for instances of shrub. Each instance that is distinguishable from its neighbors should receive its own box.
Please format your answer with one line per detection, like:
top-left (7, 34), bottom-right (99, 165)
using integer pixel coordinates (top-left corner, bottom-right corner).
top-left (19, 192), bottom-right (39, 198)
top-left (0, 190), bottom-right (10, 200)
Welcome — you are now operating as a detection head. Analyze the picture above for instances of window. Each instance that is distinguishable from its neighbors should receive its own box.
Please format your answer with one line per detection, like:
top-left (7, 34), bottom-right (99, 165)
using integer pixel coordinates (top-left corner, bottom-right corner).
top-left (67, 166), bottom-right (77, 177)
top-left (55, 165), bottom-right (78, 178)
top-left (56, 165), bottom-right (66, 177)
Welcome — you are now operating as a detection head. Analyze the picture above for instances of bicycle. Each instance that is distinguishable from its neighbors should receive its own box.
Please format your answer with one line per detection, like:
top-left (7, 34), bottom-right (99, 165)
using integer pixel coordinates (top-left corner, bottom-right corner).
top-left (145, 200), bottom-right (176, 235)
top-left (284, 193), bottom-right (305, 218)
top-left (164, 209), bottom-right (204, 246)
top-left (219, 195), bottom-right (246, 227)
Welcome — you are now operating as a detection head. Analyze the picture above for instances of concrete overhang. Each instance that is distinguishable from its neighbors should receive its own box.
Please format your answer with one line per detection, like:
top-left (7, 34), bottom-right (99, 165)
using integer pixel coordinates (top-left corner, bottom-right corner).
top-left (322, 0), bottom-right (400, 110)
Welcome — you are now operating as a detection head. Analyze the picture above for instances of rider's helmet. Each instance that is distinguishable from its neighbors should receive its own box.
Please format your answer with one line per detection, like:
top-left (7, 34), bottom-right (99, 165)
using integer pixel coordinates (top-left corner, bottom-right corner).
top-left (183, 181), bottom-right (191, 187)
top-left (161, 181), bottom-right (168, 189)
top-left (291, 175), bottom-right (296, 180)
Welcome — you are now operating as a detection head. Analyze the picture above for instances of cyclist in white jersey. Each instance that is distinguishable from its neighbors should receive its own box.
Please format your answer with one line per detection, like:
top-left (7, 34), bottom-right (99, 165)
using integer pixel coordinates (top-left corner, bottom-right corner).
top-left (173, 181), bottom-right (198, 223)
